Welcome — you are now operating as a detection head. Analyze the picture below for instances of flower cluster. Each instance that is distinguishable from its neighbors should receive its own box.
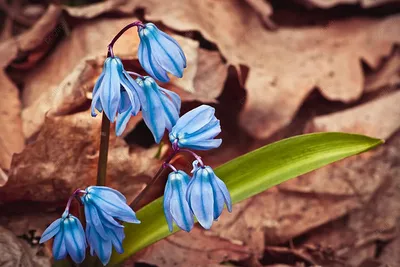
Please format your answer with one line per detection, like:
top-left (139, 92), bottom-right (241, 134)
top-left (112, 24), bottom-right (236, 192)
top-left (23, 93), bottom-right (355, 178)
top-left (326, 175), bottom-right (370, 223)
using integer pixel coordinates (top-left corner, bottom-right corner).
top-left (40, 187), bottom-right (139, 265)
top-left (163, 106), bottom-right (231, 231)
top-left (43, 20), bottom-right (232, 265)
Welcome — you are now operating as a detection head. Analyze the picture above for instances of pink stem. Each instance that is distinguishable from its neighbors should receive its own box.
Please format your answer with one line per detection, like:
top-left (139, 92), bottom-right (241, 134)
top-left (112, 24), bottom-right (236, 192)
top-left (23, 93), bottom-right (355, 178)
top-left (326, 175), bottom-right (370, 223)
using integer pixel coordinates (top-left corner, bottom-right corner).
top-left (107, 21), bottom-right (145, 57)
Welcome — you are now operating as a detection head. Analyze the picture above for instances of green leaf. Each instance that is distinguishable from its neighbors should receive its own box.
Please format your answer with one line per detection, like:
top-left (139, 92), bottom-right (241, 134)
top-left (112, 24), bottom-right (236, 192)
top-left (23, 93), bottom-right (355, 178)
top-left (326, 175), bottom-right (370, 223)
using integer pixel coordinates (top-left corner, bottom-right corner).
top-left (109, 132), bottom-right (382, 265)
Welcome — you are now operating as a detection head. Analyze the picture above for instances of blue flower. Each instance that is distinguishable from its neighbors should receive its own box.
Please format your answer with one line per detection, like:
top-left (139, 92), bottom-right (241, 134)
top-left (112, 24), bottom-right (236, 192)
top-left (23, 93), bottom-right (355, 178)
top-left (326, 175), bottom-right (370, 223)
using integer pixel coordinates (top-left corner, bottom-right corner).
top-left (138, 23), bottom-right (186, 82)
top-left (39, 212), bottom-right (86, 264)
top-left (169, 105), bottom-right (222, 150)
top-left (186, 164), bottom-right (232, 229)
top-left (91, 57), bottom-right (143, 123)
top-left (163, 171), bottom-right (194, 232)
top-left (81, 186), bottom-right (140, 265)
top-left (136, 76), bottom-right (181, 143)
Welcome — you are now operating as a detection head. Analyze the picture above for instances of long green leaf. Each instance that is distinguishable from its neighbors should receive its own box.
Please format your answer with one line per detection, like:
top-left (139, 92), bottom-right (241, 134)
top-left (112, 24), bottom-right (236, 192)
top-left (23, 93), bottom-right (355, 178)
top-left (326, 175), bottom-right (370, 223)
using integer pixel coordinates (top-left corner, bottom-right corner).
top-left (110, 132), bottom-right (382, 265)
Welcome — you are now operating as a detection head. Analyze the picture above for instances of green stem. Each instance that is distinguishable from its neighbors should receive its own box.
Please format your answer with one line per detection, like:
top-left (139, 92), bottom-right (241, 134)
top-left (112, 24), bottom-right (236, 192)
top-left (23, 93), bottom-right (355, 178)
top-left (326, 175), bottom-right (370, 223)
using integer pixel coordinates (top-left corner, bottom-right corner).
top-left (96, 112), bottom-right (110, 186)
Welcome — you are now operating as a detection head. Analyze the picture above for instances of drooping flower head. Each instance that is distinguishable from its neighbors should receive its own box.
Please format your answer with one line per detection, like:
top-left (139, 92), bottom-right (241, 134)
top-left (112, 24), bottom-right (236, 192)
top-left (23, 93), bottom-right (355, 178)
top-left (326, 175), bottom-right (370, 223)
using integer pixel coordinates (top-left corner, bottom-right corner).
top-left (39, 211), bottom-right (86, 264)
top-left (135, 76), bottom-right (181, 143)
top-left (169, 105), bottom-right (222, 150)
top-left (138, 23), bottom-right (187, 82)
top-left (163, 170), bottom-right (194, 232)
top-left (91, 57), bottom-right (143, 124)
top-left (81, 186), bottom-right (140, 265)
top-left (186, 162), bottom-right (232, 229)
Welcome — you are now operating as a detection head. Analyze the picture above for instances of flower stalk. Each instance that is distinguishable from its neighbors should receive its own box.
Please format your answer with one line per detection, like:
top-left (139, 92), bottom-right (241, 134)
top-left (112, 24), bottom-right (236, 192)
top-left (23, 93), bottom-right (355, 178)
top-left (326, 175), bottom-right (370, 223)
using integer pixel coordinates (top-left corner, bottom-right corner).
top-left (96, 112), bottom-right (111, 186)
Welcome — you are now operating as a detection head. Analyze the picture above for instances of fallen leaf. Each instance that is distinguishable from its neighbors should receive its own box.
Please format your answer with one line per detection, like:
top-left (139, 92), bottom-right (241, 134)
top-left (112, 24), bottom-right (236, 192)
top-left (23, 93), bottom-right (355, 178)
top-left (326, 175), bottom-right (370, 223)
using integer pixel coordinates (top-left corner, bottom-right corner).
top-left (134, 227), bottom-right (251, 267)
top-left (0, 4), bottom-right (61, 69)
top-left (305, 90), bottom-right (400, 140)
top-left (0, 71), bottom-right (24, 170)
top-left (0, 168), bottom-right (8, 187)
top-left (244, 0), bottom-right (276, 29)
top-left (365, 48), bottom-right (400, 93)
top-left (0, 226), bottom-right (37, 267)
top-left (0, 110), bottom-right (159, 203)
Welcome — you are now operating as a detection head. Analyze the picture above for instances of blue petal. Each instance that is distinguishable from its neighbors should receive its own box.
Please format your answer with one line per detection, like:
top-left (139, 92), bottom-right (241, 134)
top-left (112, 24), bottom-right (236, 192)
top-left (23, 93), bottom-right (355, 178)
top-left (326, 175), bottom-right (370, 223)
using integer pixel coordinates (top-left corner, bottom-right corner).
top-left (116, 107), bottom-right (133, 136)
top-left (87, 224), bottom-right (112, 265)
top-left (171, 105), bottom-right (214, 137)
top-left (106, 226), bottom-right (125, 254)
top-left (87, 186), bottom-right (127, 202)
top-left (63, 216), bottom-right (86, 263)
top-left (185, 117), bottom-right (220, 140)
top-left (160, 88), bottom-right (181, 111)
top-left (179, 139), bottom-right (222, 151)
top-left (158, 29), bottom-right (187, 68)
top-left (40, 218), bottom-right (62, 243)
top-left (163, 179), bottom-right (174, 232)
top-left (214, 173), bottom-right (232, 212)
top-left (89, 194), bottom-right (140, 224)
top-left (186, 168), bottom-right (214, 229)
top-left (138, 31), bottom-right (170, 82)
top-left (84, 201), bottom-right (108, 240)
top-left (52, 229), bottom-right (67, 260)
top-left (140, 77), bottom-right (165, 143)
top-left (157, 90), bottom-right (179, 131)
top-left (119, 70), bottom-right (142, 116)
top-left (168, 172), bottom-right (194, 232)
top-left (91, 72), bottom-right (105, 117)
top-left (145, 23), bottom-right (185, 78)
top-left (100, 57), bottom-right (121, 122)
top-left (206, 168), bottom-right (225, 220)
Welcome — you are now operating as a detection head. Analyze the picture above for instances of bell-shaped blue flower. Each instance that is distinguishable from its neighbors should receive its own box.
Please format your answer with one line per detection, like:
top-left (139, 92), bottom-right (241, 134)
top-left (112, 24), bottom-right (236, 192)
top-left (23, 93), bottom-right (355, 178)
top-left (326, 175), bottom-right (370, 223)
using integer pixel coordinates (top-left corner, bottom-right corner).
top-left (81, 186), bottom-right (140, 265)
top-left (186, 164), bottom-right (232, 229)
top-left (91, 57), bottom-right (143, 124)
top-left (169, 105), bottom-right (222, 150)
top-left (163, 171), bottom-right (194, 232)
top-left (138, 23), bottom-right (186, 82)
top-left (39, 211), bottom-right (86, 264)
top-left (136, 76), bottom-right (181, 143)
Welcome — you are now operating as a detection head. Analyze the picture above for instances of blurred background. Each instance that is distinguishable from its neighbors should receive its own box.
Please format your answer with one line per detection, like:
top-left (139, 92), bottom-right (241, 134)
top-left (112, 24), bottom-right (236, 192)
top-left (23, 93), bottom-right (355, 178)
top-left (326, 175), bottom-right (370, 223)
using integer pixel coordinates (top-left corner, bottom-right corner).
top-left (0, 0), bottom-right (399, 266)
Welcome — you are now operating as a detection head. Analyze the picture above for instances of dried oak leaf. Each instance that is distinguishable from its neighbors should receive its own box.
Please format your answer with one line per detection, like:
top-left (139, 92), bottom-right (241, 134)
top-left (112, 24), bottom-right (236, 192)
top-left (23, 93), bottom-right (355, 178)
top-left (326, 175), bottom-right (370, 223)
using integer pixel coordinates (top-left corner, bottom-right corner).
top-left (0, 226), bottom-right (37, 267)
top-left (0, 110), bottom-right (159, 203)
top-left (302, 132), bottom-right (400, 266)
top-left (0, 4), bottom-right (61, 69)
top-left (305, 90), bottom-right (400, 140)
top-left (0, 71), bottom-right (24, 170)
top-left (133, 227), bottom-right (251, 267)
top-left (365, 48), bottom-right (400, 93)
top-left (299, 0), bottom-right (400, 9)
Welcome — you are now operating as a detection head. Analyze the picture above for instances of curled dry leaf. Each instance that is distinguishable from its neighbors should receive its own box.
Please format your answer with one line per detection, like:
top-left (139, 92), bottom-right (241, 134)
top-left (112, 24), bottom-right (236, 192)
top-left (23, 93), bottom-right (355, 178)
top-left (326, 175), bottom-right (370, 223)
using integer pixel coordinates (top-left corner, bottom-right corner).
top-left (0, 4), bottom-right (61, 69)
top-left (0, 111), bottom-right (159, 203)
top-left (365, 48), bottom-right (400, 93)
top-left (0, 71), bottom-right (24, 170)
top-left (305, 90), bottom-right (400, 140)
top-left (134, 227), bottom-right (251, 266)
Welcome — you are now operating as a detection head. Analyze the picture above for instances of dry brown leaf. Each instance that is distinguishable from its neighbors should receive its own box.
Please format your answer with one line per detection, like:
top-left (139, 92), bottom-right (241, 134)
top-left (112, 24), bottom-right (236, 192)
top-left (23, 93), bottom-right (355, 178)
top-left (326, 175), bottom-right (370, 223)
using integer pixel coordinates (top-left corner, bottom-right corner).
top-left (0, 110), bottom-right (159, 203)
top-left (134, 227), bottom-right (251, 266)
top-left (379, 231), bottom-right (400, 266)
top-left (305, 90), bottom-right (400, 140)
top-left (299, 0), bottom-right (400, 8)
top-left (0, 226), bottom-right (37, 267)
top-left (0, 168), bottom-right (8, 187)
top-left (0, 4), bottom-right (61, 69)
top-left (365, 48), bottom-right (400, 93)
top-left (244, 0), bottom-right (276, 29)
top-left (0, 71), bottom-right (24, 170)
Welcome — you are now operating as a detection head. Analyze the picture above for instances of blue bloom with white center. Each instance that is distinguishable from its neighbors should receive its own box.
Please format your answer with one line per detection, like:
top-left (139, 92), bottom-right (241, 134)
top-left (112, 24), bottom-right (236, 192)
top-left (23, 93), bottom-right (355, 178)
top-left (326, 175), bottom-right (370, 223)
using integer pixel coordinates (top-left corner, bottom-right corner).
top-left (91, 57), bottom-right (143, 124)
top-left (39, 212), bottom-right (86, 264)
top-left (163, 171), bottom-right (194, 232)
top-left (136, 76), bottom-right (181, 143)
top-left (138, 23), bottom-right (186, 82)
top-left (169, 105), bottom-right (222, 150)
top-left (81, 186), bottom-right (140, 265)
top-left (186, 164), bottom-right (232, 229)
